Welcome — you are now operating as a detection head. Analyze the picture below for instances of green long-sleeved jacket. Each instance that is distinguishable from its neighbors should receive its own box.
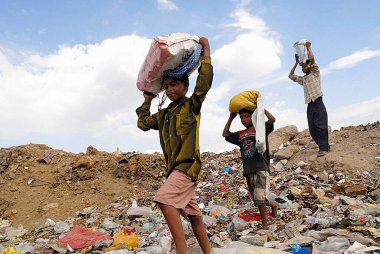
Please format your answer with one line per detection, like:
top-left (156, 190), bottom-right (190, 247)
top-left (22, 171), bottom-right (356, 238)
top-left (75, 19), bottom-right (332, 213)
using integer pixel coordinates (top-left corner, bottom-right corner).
top-left (136, 59), bottom-right (213, 182)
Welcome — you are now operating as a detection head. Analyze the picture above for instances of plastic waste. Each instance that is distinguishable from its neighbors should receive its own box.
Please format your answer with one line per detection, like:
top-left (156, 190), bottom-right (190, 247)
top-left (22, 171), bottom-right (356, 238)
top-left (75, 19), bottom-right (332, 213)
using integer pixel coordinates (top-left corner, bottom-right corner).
top-left (159, 236), bottom-right (171, 253)
top-left (212, 241), bottom-right (290, 254)
top-left (14, 242), bottom-right (34, 253)
top-left (291, 245), bottom-right (311, 254)
top-left (142, 222), bottom-right (155, 233)
top-left (143, 245), bottom-right (163, 254)
top-left (209, 205), bottom-right (231, 218)
top-left (127, 201), bottom-right (152, 218)
top-left (5, 226), bottom-right (28, 239)
top-left (58, 226), bottom-right (112, 250)
top-left (227, 216), bottom-right (249, 232)
top-left (220, 165), bottom-right (233, 173)
top-left (305, 215), bottom-right (339, 229)
top-left (101, 219), bottom-right (121, 230)
top-left (313, 236), bottom-right (350, 253)
top-left (105, 229), bottom-right (139, 251)
top-left (345, 241), bottom-right (380, 253)
top-left (203, 215), bottom-right (217, 227)
top-left (239, 235), bottom-right (265, 246)
top-left (340, 195), bottom-right (364, 206)
top-left (299, 208), bottom-right (313, 216)
top-left (103, 250), bottom-right (129, 254)
top-left (1, 247), bottom-right (21, 254)
top-left (54, 221), bottom-right (71, 233)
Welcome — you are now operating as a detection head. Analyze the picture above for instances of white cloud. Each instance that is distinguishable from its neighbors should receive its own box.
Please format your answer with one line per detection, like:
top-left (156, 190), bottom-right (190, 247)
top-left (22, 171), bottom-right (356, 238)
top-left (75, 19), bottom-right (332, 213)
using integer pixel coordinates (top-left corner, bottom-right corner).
top-left (156, 0), bottom-right (178, 10)
top-left (322, 49), bottom-right (380, 75)
top-left (0, 35), bottom-right (152, 150)
top-left (269, 106), bottom-right (307, 132)
top-left (330, 96), bottom-right (380, 127)
top-left (257, 49), bottom-right (380, 87)
top-left (213, 1), bottom-right (282, 85)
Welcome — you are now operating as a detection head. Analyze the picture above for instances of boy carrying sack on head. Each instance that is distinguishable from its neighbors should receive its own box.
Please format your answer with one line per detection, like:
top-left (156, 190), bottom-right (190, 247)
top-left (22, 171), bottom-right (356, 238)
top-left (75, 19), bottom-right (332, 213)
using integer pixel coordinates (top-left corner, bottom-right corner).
top-left (222, 98), bottom-right (278, 230)
top-left (136, 37), bottom-right (212, 254)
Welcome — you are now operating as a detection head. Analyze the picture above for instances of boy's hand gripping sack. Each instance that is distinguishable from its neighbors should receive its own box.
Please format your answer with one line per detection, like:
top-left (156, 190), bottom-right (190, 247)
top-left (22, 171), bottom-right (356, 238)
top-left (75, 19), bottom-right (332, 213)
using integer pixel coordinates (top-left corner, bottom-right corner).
top-left (136, 33), bottom-right (201, 95)
top-left (229, 90), bottom-right (261, 113)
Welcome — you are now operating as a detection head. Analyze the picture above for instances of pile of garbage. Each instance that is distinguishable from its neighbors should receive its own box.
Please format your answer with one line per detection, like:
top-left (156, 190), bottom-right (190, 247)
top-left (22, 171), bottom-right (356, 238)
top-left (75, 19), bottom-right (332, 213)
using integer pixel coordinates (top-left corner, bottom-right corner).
top-left (1, 122), bottom-right (379, 253)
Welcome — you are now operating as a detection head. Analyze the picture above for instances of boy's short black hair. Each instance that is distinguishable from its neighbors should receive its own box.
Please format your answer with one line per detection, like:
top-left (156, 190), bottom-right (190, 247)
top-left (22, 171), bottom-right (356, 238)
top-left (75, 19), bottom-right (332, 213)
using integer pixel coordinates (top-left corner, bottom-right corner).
top-left (162, 74), bottom-right (189, 90)
top-left (238, 109), bottom-right (253, 115)
top-left (178, 74), bottom-right (189, 85)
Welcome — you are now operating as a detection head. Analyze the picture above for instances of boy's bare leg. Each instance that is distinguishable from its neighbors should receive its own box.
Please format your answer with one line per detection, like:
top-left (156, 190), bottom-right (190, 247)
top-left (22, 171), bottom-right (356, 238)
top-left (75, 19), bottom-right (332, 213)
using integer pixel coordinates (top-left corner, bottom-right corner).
top-left (258, 204), bottom-right (269, 230)
top-left (158, 203), bottom-right (187, 254)
top-left (267, 200), bottom-right (278, 218)
top-left (189, 215), bottom-right (211, 254)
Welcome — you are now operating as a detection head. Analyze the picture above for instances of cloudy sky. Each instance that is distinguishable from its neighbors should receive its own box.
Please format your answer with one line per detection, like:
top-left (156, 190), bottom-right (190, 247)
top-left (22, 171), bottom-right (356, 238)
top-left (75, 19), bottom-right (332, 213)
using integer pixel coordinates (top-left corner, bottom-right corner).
top-left (1, 0), bottom-right (379, 153)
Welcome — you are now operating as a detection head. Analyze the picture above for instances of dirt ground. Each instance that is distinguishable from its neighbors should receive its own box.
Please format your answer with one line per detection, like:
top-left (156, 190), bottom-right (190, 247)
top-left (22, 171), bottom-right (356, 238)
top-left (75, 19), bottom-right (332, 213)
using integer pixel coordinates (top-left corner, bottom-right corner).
top-left (0, 122), bottom-right (379, 231)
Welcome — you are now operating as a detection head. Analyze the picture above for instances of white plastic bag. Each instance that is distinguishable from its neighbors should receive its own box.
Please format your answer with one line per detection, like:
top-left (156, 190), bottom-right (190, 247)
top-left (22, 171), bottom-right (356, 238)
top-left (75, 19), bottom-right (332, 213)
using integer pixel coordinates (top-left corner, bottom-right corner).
top-left (136, 32), bottom-right (200, 95)
top-left (251, 97), bottom-right (266, 154)
top-left (293, 39), bottom-right (310, 66)
top-left (127, 201), bottom-right (152, 217)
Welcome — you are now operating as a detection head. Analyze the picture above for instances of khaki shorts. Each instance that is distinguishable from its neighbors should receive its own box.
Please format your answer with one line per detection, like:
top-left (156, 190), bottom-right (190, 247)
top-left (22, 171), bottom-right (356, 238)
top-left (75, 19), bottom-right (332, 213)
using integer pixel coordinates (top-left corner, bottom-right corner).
top-left (154, 169), bottom-right (202, 218)
top-left (245, 171), bottom-right (269, 205)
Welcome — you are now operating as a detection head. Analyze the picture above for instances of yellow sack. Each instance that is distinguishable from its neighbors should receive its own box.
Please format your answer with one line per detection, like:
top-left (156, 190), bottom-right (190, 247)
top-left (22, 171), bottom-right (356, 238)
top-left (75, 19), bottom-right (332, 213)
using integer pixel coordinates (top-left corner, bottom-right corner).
top-left (1, 247), bottom-right (21, 254)
top-left (229, 90), bottom-right (261, 113)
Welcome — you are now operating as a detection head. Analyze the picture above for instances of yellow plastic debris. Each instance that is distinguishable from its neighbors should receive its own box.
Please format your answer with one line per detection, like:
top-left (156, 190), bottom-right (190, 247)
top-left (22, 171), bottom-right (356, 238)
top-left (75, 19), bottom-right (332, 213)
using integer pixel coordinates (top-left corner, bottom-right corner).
top-left (105, 229), bottom-right (139, 251)
top-left (229, 90), bottom-right (261, 113)
top-left (1, 247), bottom-right (21, 254)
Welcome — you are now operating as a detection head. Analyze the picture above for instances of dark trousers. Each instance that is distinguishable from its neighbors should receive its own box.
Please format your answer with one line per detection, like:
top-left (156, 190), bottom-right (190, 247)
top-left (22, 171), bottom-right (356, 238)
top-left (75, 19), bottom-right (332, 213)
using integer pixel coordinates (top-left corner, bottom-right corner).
top-left (307, 97), bottom-right (330, 151)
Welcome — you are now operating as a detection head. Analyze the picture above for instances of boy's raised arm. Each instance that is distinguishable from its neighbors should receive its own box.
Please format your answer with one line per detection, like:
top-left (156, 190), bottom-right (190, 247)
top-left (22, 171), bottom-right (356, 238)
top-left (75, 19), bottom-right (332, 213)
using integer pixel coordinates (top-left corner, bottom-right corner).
top-left (199, 37), bottom-right (210, 59)
top-left (136, 92), bottom-right (159, 131)
top-left (264, 109), bottom-right (276, 125)
top-left (288, 54), bottom-right (299, 79)
top-left (222, 113), bottom-right (236, 137)
top-left (189, 37), bottom-right (213, 114)
top-left (305, 41), bottom-right (315, 65)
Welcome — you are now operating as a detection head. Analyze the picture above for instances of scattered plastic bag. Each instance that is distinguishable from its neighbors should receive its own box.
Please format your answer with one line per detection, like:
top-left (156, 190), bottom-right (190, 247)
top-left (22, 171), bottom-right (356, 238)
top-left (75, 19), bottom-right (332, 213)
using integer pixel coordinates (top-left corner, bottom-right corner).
top-left (203, 215), bottom-right (217, 227)
top-left (344, 241), bottom-right (380, 254)
top-left (105, 229), bottom-right (139, 251)
top-left (54, 221), bottom-right (71, 233)
top-left (220, 165), bottom-right (233, 173)
top-left (313, 236), bottom-right (350, 254)
top-left (58, 226), bottom-right (112, 250)
top-left (227, 216), bottom-right (249, 232)
top-left (127, 201), bottom-right (152, 218)
top-left (209, 205), bottom-right (231, 218)
top-left (159, 236), bottom-right (172, 253)
top-left (212, 241), bottom-right (290, 254)
top-left (1, 247), bottom-right (21, 254)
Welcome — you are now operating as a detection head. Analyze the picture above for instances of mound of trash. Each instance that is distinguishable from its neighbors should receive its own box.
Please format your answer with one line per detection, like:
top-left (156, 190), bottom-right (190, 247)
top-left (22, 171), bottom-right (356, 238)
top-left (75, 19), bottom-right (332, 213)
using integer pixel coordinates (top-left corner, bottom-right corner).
top-left (0, 122), bottom-right (379, 253)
